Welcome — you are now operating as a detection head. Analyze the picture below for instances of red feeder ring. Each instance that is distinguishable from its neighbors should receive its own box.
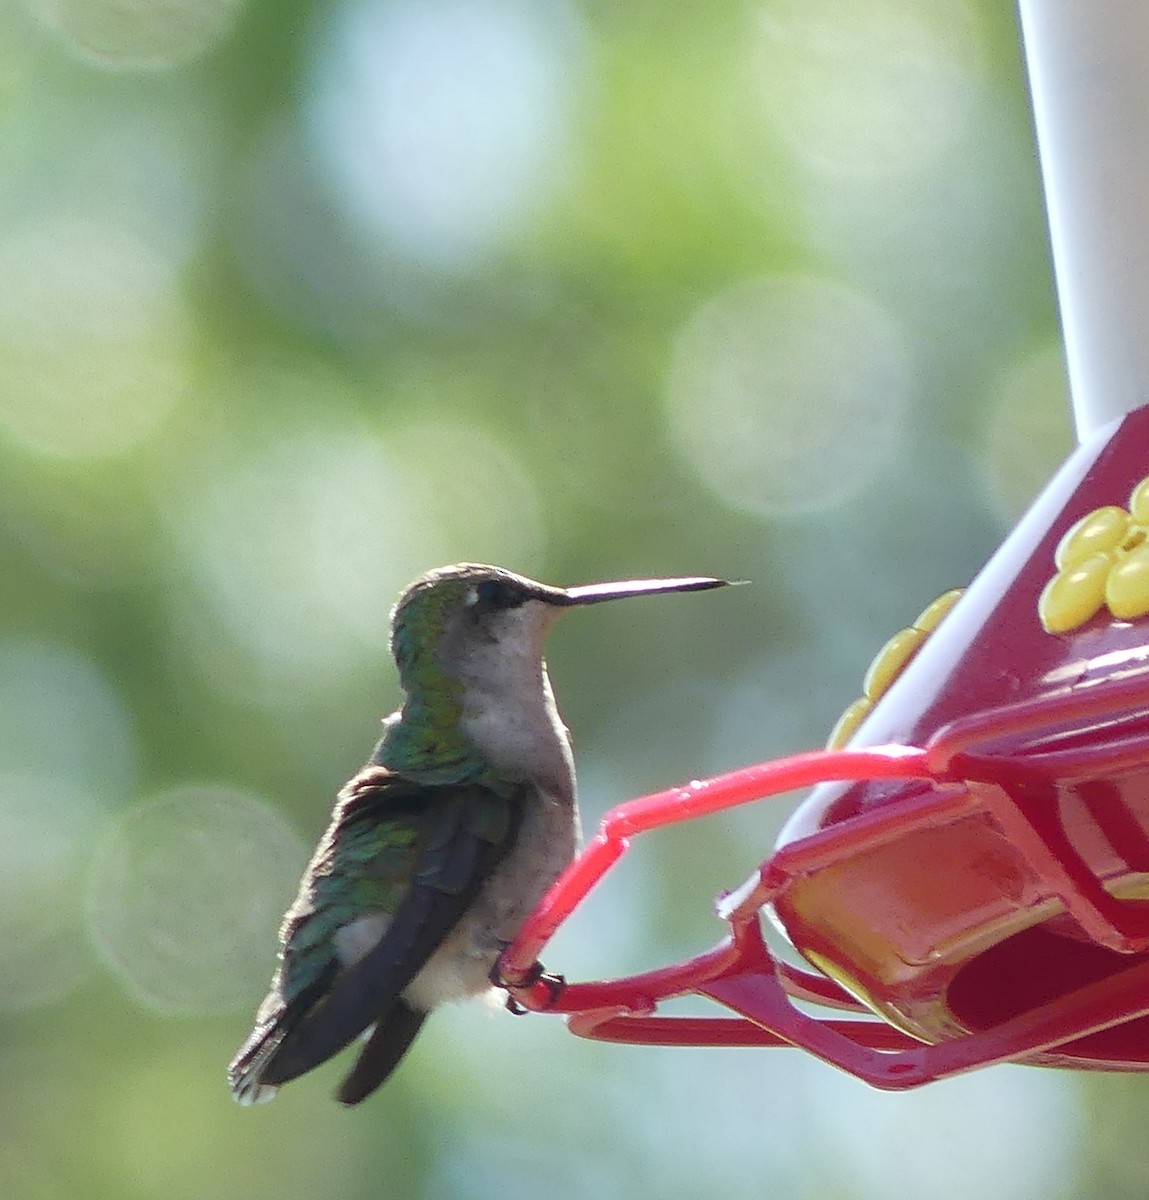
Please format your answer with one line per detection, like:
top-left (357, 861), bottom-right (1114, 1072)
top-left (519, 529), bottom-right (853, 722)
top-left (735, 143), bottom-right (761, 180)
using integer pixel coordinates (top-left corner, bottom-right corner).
top-left (498, 402), bottom-right (1149, 1088)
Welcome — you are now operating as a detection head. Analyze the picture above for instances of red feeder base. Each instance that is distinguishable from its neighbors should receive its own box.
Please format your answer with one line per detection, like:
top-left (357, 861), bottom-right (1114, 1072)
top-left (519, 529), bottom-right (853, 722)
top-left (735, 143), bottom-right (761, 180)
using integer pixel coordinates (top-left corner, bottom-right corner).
top-left (498, 403), bottom-right (1149, 1087)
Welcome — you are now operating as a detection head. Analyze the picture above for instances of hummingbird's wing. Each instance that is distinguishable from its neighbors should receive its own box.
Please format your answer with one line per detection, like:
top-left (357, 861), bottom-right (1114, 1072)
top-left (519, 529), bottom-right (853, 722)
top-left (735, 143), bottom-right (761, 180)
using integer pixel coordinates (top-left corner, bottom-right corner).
top-left (228, 765), bottom-right (521, 1104)
top-left (332, 994), bottom-right (427, 1105)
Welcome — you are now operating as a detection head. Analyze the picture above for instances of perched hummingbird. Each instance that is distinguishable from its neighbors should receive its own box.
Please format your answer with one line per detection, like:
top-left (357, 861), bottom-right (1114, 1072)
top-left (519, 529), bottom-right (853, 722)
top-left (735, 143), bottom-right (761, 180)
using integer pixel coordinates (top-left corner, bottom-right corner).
top-left (229, 562), bottom-right (731, 1105)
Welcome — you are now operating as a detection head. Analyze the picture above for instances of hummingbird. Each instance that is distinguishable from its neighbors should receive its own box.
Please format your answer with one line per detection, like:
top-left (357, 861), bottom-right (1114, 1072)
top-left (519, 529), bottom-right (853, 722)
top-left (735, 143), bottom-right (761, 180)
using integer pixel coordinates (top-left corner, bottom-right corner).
top-left (228, 562), bottom-right (731, 1105)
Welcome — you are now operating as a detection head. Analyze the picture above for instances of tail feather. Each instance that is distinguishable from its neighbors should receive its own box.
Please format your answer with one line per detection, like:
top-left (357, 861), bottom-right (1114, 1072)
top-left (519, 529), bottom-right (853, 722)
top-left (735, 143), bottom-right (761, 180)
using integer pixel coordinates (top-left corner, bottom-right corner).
top-left (228, 965), bottom-right (337, 1105)
top-left (336, 1001), bottom-right (427, 1105)
top-left (229, 1013), bottom-right (290, 1106)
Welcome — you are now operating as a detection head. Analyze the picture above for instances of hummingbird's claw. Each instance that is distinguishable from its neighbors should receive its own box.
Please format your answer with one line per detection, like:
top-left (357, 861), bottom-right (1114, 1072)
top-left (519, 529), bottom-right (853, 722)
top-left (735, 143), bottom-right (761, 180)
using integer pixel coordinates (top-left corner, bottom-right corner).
top-left (491, 957), bottom-right (566, 1013)
top-left (488, 942), bottom-right (516, 989)
top-left (504, 971), bottom-right (566, 1015)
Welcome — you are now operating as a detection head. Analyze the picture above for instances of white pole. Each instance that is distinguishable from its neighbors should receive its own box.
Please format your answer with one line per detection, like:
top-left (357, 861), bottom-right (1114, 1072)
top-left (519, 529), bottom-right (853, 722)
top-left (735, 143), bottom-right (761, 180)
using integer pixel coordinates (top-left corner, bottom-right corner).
top-left (1017, 1), bottom-right (1149, 442)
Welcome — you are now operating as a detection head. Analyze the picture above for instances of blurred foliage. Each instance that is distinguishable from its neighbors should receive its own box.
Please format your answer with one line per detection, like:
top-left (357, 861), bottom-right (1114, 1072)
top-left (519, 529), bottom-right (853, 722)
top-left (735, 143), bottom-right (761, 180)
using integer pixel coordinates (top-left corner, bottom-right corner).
top-left (0, 0), bottom-right (1112, 1197)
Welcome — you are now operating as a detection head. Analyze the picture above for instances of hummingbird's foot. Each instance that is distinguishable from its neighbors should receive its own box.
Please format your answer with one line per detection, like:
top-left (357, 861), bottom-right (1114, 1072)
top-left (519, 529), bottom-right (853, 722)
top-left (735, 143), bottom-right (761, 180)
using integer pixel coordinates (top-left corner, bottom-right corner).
top-left (504, 970), bottom-right (566, 1015)
top-left (490, 957), bottom-right (566, 1014)
top-left (488, 941), bottom-right (515, 988)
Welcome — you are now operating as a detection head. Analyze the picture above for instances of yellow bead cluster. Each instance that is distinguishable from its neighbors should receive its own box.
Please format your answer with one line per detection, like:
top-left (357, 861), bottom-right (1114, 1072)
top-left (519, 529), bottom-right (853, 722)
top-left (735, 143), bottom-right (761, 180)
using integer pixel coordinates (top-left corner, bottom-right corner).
top-left (1038, 476), bottom-right (1149, 634)
top-left (826, 589), bottom-right (965, 750)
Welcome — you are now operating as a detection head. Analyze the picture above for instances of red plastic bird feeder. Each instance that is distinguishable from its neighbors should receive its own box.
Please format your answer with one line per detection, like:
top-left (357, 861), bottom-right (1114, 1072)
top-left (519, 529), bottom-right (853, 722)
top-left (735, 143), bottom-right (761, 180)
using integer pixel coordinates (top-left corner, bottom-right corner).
top-left (497, 4), bottom-right (1149, 1087)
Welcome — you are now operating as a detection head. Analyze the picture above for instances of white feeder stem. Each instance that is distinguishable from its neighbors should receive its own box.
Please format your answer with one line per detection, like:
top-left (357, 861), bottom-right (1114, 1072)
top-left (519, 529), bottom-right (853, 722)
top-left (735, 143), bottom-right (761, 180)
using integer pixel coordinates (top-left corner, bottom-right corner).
top-left (1017, 1), bottom-right (1149, 443)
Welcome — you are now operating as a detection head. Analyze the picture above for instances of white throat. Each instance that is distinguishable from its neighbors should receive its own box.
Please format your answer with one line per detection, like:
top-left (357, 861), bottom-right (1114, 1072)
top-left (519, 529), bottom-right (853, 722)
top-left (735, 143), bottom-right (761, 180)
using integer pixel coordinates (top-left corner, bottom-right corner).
top-left (451, 601), bottom-right (577, 804)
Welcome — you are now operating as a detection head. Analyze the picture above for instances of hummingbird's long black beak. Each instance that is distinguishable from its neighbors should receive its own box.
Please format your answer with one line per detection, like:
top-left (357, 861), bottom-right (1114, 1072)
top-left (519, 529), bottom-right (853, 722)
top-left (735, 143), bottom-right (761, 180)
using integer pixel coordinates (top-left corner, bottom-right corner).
top-left (559, 576), bottom-right (736, 606)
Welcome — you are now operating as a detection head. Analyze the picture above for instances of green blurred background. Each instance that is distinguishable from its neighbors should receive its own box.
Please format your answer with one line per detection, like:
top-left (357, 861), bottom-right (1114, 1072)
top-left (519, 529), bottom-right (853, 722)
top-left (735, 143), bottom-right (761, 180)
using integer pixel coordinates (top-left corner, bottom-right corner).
top-left (0, 0), bottom-right (1123, 1196)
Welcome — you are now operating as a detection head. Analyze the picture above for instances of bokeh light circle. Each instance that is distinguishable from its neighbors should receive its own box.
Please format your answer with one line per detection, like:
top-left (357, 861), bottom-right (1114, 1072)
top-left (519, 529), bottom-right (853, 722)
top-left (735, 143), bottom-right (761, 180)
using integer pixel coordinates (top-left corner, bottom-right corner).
top-left (306, 0), bottom-right (583, 271)
top-left (754, 0), bottom-right (985, 182)
top-left (0, 774), bottom-right (105, 1009)
top-left (0, 219), bottom-right (192, 459)
top-left (167, 407), bottom-right (426, 700)
top-left (983, 343), bottom-right (1075, 523)
top-left (29, 0), bottom-right (248, 70)
top-left (385, 415), bottom-right (546, 569)
top-left (87, 786), bottom-right (308, 1014)
top-left (0, 637), bottom-right (138, 797)
top-left (665, 274), bottom-right (911, 516)
top-left (163, 369), bottom-right (547, 705)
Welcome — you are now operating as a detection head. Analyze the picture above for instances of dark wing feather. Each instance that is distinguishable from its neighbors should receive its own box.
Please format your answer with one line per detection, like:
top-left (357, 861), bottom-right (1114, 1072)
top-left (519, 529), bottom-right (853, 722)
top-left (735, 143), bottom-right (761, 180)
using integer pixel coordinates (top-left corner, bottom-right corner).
top-left (334, 999), bottom-right (427, 1105)
top-left (229, 766), bottom-right (519, 1102)
top-left (258, 782), bottom-right (514, 1085)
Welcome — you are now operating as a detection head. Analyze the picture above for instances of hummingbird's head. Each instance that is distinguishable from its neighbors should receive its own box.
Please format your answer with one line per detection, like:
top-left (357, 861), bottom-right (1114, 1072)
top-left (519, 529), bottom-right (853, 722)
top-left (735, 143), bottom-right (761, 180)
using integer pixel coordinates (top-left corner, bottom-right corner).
top-left (390, 563), bottom-right (732, 698)
top-left (390, 564), bottom-right (560, 688)
top-left (384, 564), bottom-right (734, 786)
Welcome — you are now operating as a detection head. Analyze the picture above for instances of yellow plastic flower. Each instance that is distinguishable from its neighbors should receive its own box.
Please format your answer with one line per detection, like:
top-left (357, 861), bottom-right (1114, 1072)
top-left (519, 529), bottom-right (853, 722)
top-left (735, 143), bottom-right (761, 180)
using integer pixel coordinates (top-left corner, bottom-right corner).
top-left (1038, 475), bottom-right (1149, 633)
top-left (826, 588), bottom-right (964, 750)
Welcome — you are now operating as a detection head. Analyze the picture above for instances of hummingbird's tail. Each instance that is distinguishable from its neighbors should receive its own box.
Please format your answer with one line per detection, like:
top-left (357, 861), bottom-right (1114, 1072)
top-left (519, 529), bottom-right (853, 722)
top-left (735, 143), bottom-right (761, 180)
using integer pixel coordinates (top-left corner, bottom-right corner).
top-left (335, 999), bottom-right (427, 1105)
top-left (227, 964), bottom-right (339, 1106)
top-left (229, 1021), bottom-right (286, 1105)
top-left (229, 994), bottom-right (427, 1106)
top-left (228, 998), bottom-right (299, 1106)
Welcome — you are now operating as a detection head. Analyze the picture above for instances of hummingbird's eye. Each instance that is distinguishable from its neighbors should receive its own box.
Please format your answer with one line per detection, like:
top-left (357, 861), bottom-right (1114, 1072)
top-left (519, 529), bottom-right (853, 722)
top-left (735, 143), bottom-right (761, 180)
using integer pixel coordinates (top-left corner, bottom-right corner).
top-left (476, 579), bottom-right (507, 607)
top-left (471, 578), bottom-right (523, 611)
